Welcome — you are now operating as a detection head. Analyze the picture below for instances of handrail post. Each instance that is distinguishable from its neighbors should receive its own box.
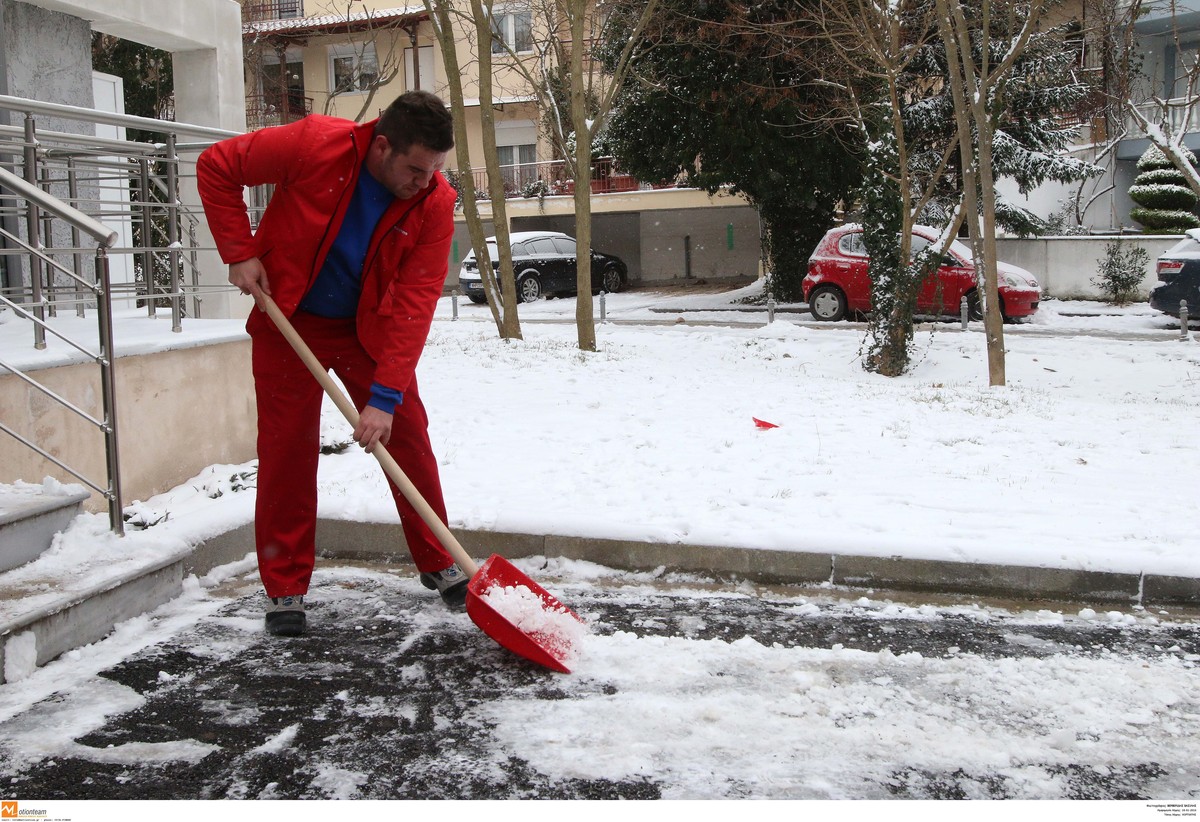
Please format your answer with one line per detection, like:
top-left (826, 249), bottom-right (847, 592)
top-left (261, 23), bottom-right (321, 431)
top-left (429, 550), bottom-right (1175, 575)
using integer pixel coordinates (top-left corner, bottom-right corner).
top-left (23, 111), bottom-right (45, 349)
top-left (137, 156), bottom-right (154, 317)
top-left (95, 245), bottom-right (124, 536)
top-left (67, 157), bottom-right (85, 316)
top-left (188, 221), bottom-right (201, 318)
top-left (165, 134), bottom-right (182, 332)
top-left (38, 165), bottom-right (57, 317)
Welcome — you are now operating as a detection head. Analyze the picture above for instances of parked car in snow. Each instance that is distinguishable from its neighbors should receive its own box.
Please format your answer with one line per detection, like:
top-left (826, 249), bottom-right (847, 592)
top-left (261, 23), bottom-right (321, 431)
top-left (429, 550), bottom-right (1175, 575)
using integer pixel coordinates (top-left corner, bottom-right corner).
top-left (802, 224), bottom-right (1042, 322)
top-left (1150, 228), bottom-right (1200, 317)
top-left (458, 231), bottom-right (627, 304)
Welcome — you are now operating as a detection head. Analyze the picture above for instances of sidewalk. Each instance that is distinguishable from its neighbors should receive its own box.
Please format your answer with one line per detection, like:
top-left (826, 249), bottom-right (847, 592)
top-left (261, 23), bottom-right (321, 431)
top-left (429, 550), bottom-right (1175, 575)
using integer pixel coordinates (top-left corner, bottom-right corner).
top-left (2, 515), bottom-right (1197, 686)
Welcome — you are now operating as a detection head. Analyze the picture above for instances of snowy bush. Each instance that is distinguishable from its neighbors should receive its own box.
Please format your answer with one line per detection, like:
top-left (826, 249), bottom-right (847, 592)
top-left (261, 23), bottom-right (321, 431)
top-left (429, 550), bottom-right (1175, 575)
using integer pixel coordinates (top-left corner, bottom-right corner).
top-left (1091, 239), bottom-right (1149, 305)
top-left (1129, 147), bottom-right (1200, 233)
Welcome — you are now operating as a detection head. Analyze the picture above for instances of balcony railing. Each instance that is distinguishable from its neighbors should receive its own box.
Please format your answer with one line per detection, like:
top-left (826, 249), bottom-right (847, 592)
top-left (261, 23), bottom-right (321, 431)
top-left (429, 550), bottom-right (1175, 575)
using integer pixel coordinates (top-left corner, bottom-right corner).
top-left (246, 92), bottom-right (313, 131)
top-left (1134, 97), bottom-right (1200, 135)
top-left (464, 156), bottom-right (680, 200)
top-left (242, 1), bottom-right (304, 23)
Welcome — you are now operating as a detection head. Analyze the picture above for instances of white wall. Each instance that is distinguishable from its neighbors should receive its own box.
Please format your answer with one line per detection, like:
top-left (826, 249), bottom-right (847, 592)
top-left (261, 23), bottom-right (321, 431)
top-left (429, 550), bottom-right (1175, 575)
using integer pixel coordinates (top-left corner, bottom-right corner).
top-left (90, 71), bottom-right (135, 302)
top-left (995, 235), bottom-right (1179, 300)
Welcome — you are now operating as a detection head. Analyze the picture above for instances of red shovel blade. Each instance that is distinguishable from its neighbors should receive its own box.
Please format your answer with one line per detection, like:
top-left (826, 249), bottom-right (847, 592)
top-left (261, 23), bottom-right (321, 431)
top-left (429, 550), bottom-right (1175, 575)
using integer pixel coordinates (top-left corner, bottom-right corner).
top-left (464, 555), bottom-right (585, 674)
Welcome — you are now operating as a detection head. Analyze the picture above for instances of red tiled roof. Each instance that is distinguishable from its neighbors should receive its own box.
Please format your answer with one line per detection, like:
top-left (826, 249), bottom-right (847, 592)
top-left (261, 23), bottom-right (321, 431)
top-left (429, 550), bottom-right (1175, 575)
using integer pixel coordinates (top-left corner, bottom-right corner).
top-left (245, 5), bottom-right (427, 37)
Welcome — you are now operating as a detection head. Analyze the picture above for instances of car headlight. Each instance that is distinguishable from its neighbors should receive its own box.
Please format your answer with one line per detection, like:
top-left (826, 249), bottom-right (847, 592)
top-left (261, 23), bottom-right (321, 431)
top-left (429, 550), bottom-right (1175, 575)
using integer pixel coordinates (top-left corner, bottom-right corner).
top-left (1002, 273), bottom-right (1037, 289)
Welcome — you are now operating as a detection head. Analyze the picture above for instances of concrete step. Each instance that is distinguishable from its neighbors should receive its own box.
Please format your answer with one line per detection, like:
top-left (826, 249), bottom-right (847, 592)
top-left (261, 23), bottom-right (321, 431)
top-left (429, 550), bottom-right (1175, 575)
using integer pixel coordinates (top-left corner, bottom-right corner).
top-left (0, 481), bottom-right (91, 573)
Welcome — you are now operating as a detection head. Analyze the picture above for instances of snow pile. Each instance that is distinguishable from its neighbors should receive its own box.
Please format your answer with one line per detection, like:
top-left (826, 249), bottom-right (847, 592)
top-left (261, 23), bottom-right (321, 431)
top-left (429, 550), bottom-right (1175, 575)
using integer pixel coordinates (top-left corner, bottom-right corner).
top-left (478, 582), bottom-right (589, 666)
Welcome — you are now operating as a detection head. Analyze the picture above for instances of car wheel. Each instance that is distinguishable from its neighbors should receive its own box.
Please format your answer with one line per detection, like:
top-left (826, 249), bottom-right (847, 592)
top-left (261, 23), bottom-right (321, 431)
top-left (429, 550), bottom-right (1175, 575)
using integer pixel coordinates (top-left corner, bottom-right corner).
top-left (808, 284), bottom-right (847, 321)
top-left (517, 273), bottom-right (542, 303)
top-left (601, 265), bottom-right (624, 294)
top-left (467, 294), bottom-right (487, 305)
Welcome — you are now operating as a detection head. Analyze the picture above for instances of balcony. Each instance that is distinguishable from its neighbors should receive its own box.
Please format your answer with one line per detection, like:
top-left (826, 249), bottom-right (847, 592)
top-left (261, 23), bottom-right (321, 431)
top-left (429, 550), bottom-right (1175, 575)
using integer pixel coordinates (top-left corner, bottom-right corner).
top-left (464, 156), bottom-right (677, 200)
top-left (246, 92), bottom-right (313, 131)
top-left (242, 1), bottom-right (304, 23)
top-left (1134, 97), bottom-right (1200, 135)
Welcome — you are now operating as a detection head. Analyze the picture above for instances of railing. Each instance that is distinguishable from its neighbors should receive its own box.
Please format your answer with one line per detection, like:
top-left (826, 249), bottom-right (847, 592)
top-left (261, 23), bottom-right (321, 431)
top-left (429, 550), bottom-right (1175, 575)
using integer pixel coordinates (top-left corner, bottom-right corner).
top-left (465, 156), bottom-right (678, 200)
top-left (242, 0), bottom-right (304, 23)
top-left (0, 93), bottom-right (242, 536)
top-left (246, 92), bottom-right (313, 131)
top-left (1133, 97), bottom-right (1200, 135)
top-left (0, 164), bottom-right (124, 534)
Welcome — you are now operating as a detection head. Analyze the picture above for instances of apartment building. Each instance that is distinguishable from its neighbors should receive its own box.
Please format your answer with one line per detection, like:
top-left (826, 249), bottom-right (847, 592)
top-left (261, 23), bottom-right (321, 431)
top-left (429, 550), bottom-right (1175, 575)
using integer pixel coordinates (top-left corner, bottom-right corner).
top-left (238, 0), bottom-right (765, 287)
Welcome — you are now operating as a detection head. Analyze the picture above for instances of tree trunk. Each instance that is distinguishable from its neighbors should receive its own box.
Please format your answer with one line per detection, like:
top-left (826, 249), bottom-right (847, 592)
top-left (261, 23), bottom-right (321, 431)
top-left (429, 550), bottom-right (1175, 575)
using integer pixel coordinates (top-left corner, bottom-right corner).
top-left (425, 0), bottom-right (509, 336)
top-left (468, 0), bottom-right (524, 340)
top-left (567, 0), bottom-right (597, 352)
top-left (975, 127), bottom-right (1006, 386)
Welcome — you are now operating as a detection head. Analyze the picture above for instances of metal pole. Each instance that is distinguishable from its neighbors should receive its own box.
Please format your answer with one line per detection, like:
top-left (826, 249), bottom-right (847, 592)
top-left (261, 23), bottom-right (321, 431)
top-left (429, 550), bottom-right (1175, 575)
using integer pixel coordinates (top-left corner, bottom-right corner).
top-left (67, 157), bottom-right (84, 317)
top-left (95, 245), bottom-right (124, 536)
top-left (164, 134), bottom-right (181, 332)
top-left (24, 112), bottom-right (44, 348)
top-left (684, 235), bottom-right (692, 279)
top-left (138, 157), bottom-right (154, 317)
top-left (188, 221), bottom-right (201, 318)
top-left (599, 290), bottom-right (607, 322)
top-left (38, 164), bottom-right (56, 317)
top-left (961, 295), bottom-right (969, 330)
top-left (767, 295), bottom-right (775, 324)
top-left (452, 290), bottom-right (458, 321)
top-left (1182, 300), bottom-right (1189, 342)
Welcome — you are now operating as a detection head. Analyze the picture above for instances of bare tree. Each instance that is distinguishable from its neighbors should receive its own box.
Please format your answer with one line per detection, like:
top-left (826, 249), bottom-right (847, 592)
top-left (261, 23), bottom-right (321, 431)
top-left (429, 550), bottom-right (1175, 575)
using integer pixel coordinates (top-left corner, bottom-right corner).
top-left (494, 0), bottom-right (659, 351)
top-left (425, 0), bottom-right (529, 339)
top-left (426, 0), bottom-right (519, 338)
top-left (935, 0), bottom-right (1046, 387)
top-left (320, 1), bottom-right (411, 121)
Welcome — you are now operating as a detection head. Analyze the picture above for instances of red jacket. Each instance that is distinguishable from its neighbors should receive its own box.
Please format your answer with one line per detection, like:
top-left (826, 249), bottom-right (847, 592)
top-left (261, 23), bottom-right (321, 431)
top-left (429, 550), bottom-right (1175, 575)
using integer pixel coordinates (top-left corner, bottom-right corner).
top-left (197, 114), bottom-right (457, 392)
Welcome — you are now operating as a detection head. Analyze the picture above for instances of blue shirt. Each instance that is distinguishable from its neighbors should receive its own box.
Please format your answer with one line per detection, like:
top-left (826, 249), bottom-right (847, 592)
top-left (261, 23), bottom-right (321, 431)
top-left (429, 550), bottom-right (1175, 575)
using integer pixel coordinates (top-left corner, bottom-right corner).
top-left (299, 163), bottom-right (404, 412)
top-left (299, 163), bottom-right (393, 319)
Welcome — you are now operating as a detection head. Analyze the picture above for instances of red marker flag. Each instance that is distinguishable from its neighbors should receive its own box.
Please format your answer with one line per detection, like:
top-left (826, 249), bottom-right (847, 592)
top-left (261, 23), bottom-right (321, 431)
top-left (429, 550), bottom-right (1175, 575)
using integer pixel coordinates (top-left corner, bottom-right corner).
top-left (753, 417), bottom-right (779, 430)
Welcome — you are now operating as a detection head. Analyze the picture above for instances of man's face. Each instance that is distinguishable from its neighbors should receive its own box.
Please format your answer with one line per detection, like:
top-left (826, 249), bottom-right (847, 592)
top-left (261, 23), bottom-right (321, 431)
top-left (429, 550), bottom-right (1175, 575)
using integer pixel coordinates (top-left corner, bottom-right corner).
top-left (368, 135), bottom-right (448, 200)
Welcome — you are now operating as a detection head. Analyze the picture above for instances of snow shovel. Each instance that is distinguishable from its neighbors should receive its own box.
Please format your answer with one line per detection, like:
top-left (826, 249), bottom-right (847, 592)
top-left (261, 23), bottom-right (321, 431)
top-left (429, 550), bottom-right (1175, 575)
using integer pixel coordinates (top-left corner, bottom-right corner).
top-left (257, 291), bottom-right (583, 673)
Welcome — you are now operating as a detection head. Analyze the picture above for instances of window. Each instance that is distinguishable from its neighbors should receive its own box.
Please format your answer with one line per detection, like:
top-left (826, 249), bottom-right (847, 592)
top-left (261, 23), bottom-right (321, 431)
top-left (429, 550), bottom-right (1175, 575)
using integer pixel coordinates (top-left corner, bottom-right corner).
top-left (498, 143), bottom-right (537, 191)
top-left (551, 237), bottom-right (577, 256)
top-left (330, 44), bottom-right (379, 94)
top-left (491, 8), bottom-right (533, 54)
top-left (839, 233), bottom-right (867, 257)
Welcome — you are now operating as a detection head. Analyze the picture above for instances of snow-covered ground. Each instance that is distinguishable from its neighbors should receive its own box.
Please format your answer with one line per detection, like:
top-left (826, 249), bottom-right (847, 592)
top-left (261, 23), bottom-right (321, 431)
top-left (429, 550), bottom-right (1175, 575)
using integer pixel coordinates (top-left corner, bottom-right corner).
top-left (1, 285), bottom-right (1199, 806)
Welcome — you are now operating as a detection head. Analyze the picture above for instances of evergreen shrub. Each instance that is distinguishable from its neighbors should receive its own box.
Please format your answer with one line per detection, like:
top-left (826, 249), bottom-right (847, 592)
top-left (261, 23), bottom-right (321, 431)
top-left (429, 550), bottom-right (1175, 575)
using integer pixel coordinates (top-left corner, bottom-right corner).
top-left (1129, 147), bottom-right (1200, 233)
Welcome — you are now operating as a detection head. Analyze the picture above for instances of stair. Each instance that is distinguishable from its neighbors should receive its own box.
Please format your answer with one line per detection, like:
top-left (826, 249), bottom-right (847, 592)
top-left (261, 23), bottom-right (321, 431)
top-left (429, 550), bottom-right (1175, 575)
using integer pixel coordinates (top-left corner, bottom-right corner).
top-left (0, 481), bottom-right (91, 573)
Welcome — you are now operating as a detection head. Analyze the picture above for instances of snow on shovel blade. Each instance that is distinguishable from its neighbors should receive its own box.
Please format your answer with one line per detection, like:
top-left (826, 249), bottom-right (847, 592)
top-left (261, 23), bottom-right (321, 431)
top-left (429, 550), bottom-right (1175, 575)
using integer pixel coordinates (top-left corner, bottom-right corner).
top-left (465, 555), bottom-right (585, 674)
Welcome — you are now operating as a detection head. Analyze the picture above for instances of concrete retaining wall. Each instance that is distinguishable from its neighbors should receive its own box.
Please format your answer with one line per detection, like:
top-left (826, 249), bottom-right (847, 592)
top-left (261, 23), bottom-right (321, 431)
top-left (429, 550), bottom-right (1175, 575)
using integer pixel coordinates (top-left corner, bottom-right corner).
top-left (0, 339), bottom-right (257, 512)
top-left (995, 235), bottom-right (1181, 300)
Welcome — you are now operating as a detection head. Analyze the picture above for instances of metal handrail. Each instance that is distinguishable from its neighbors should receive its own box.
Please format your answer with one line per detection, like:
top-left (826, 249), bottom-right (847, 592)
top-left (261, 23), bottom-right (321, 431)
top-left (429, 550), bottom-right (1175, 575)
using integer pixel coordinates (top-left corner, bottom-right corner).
top-left (0, 165), bottom-right (116, 247)
top-left (0, 93), bottom-right (239, 142)
top-left (0, 95), bottom-right (227, 537)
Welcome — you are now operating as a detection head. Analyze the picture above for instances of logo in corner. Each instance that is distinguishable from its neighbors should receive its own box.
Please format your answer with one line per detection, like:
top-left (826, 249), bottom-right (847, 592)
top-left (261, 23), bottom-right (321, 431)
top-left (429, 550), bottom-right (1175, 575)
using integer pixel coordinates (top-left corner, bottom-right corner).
top-left (1, 802), bottom-right (17, 819)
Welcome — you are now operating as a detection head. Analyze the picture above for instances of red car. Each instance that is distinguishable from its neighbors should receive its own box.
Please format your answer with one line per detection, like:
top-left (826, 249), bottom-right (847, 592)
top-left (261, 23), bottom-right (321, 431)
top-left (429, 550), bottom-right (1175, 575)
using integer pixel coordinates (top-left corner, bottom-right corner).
top-left (803, 224), bottom-right (1041, 322)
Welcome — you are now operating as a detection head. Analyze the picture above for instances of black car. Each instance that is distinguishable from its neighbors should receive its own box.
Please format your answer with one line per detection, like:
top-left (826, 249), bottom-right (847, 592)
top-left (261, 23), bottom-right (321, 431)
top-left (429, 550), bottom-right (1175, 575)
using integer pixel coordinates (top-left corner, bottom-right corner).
top-left (1151, 229), bottom-right (1200, 317)
top-left (457, 230), bottom-right (627, 304)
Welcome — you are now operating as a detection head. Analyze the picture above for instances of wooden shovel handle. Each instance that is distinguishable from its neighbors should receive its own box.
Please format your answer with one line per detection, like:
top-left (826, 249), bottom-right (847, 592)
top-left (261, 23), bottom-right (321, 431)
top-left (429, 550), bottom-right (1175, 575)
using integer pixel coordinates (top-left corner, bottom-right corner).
top-left (257, 292), bottom-right (479, 577)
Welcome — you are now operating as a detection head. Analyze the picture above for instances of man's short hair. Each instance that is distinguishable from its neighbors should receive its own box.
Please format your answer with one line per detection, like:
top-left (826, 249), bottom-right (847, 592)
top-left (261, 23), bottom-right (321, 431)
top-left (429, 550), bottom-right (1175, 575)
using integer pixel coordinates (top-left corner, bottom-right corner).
top-left (376, 91), bottom-right (454, 154)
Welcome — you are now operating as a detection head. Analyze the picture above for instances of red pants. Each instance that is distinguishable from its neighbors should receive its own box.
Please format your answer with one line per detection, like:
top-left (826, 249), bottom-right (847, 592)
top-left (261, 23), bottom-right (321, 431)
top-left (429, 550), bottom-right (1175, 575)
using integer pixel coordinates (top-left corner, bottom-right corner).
top-left (248, 309), bottom-right (453, 597)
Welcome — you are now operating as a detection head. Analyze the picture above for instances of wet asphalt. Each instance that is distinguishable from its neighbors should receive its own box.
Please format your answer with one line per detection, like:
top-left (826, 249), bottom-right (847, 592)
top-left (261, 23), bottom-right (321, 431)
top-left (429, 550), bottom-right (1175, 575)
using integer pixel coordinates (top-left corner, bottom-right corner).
top-left (1, 562), bottom-right (1199, 801)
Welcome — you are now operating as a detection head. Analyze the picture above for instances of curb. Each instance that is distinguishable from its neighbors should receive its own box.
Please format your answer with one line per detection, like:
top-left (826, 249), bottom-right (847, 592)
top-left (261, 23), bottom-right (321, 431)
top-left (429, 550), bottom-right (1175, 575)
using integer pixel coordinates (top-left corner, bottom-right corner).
top-left (2, 518), bottom-right (1196, 684)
